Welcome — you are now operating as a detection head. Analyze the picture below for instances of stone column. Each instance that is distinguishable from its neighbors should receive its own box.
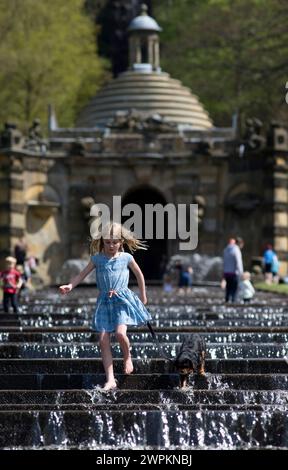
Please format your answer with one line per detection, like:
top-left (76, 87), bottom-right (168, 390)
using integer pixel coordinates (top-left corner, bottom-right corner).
top-left (0, 154), bottom-right (24, 266)
top-left (272, 162), bottom-right (288, 276)
top-left (148, 36), bottom-right (154, 66)
top-left (153, 38), bottom-right (160, 70)
top-left (0, 154), bottom-right (11, 263)
top-left (9, 156), bottom-right (25, 254)
top-left (269, 126), bottom-right (288, 275)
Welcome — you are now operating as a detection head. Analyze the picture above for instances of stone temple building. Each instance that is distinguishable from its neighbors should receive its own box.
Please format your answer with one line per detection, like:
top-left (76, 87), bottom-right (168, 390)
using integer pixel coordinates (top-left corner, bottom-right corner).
top-left (1, 5), bottom-right (288, 283)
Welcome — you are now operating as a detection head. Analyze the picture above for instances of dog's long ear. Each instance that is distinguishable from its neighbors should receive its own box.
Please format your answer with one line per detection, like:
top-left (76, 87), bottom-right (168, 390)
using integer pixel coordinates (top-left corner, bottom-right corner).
top-left (191, 352), bottom-right (199, 370)
top-left (174, 354), bottom-right (181, 367)
top-left (201, 339), bottom-right (206, 353)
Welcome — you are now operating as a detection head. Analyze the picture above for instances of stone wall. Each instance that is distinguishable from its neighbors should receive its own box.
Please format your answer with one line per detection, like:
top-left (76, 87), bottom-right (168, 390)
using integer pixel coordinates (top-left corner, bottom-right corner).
top-left (1, 124), bottom-right (288, 283)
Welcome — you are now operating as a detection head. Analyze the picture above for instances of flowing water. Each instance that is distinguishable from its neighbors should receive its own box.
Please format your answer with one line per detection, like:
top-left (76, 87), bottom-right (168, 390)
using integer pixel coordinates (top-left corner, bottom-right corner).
top-left (0, 286), bottom-right (288, 449)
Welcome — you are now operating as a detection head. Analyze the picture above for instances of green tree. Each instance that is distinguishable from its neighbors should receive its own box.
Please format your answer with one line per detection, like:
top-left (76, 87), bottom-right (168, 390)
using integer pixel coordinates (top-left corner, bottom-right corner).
top-left (0, 0), bottom-right (109, 130)
top-left (154, 0), bottom-right (288, 128)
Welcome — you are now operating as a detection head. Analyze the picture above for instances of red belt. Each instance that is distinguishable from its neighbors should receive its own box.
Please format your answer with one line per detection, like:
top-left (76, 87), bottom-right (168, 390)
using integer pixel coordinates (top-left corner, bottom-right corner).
top-left (107, 289), bottom-right (119, 298)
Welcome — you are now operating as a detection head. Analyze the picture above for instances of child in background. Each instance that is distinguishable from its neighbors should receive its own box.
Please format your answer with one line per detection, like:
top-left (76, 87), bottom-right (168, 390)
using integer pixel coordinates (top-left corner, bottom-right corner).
top-left (175, 260), bottom-right (193, 295)
top-left (0, 256), bottom-right (22, 313)
top-left (163, 273), bottom-right (173, 294)
top-left (238, 271), bottom-right (255, 303)
top-left (271, 253), bottom-right (280, 284)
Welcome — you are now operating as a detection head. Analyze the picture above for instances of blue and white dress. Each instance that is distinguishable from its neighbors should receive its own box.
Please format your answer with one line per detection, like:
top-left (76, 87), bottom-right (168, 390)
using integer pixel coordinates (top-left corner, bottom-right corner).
top-left (91, 252), bottom-right (152, 332)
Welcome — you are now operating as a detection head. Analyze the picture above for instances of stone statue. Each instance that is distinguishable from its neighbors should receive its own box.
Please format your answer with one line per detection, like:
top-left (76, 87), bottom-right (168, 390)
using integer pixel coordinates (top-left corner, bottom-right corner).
top-left (0, 122), bottom-right (23, 149)
top-left (143, 113), bottom-right (176, 133)
top-left (26, 118), bottom-right (47, 153)
top-left (81, 196), bottom-right (95, 222)
top-left (242, 118), bottom-right (266, 153)
top-left (109, 109), bottom-right (143, 131)
top-left (196, 141), bottom-right (211, 156)
top-left (70, 138), bottom-right (86, 156)
top-left (109, 109), bottom-right (176, 133)
top-left (28, 118), bottom-right (43, 141)
top-left (192, 195), bottom-right (206, 225)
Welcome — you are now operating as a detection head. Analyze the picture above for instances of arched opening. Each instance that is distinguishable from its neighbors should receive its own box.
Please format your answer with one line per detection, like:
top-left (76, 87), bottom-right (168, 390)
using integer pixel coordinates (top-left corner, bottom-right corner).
top-left (140, 40), bottom-right (148, 63)
top-left (122, 186), bottom-right (168, 281)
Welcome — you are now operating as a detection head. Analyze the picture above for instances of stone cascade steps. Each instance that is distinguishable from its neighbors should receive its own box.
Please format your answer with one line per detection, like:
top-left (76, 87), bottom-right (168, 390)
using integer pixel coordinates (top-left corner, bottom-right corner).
top-left (1, 287), bottom-right (288, 449)
top-left (0, 343), bottom-right (287, 359)
top-left (0, 358), bottom-right (288, 373)
top-left (2, 409), bottom-right (288, 449)
top-left (3, 310), bottom-right (288, 328)
top-left (1, 332), bottom-right (288, 343)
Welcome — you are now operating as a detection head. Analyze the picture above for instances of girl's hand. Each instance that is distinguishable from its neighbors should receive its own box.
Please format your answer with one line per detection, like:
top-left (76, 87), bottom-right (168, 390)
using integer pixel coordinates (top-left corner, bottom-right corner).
top-left (140, 294), bottom-right (147, 305)
top-left (59, 283), bottom-right (73, 295)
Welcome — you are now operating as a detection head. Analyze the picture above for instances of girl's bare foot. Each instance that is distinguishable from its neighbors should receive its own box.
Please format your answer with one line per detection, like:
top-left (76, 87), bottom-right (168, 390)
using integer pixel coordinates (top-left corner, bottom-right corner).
top-left (124, 356), bottom-right (134, 374)
top-left (102, 380), bottom-right (117, 391)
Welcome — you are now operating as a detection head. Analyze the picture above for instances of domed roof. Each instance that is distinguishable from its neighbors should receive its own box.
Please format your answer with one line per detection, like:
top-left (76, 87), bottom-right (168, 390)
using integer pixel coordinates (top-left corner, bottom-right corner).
top-left (128, 4), bottom-right (162, 33)
top-left (77, 71), bottom-right (213, 130)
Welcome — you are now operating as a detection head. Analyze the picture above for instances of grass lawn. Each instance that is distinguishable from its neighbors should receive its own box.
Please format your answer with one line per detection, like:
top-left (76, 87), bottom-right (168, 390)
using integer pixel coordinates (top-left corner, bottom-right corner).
top-left (255, 282), bottom-right (288, 295)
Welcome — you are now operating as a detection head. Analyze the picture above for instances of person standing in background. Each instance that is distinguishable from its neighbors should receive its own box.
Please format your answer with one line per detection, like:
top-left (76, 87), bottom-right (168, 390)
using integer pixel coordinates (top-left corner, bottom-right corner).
top-left (14, 237), bottom-right (27, 266)
top-left (262, 244), bottom-right (276, 284)
top-left (222, 238), bottom-right (244, 303)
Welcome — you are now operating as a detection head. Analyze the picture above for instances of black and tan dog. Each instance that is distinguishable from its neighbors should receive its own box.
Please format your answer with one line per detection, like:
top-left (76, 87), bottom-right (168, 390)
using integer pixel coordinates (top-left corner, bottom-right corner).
top-left (174, 334), bottom-right (206, 388)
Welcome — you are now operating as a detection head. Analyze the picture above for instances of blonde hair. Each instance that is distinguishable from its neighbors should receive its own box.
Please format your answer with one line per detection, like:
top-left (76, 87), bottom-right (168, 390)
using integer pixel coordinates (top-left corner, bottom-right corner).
top-left (89, 221), bottom-right (148, 255)
top-left (242, 271), bottom-right (251, 281)
top-left (5, 256), bottom-right (17, 265)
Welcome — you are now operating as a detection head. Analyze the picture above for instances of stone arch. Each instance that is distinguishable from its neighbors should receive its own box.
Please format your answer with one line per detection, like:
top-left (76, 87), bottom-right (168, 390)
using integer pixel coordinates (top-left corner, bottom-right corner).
top-left (122, 185), bottom-right (168, 280)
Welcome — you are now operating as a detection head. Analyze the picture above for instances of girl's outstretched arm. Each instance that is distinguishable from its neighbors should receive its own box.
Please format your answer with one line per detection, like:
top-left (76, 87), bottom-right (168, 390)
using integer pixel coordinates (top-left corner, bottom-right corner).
top-left (128, 259), bottom-right (147, 304)
top-left (59, 260), bottom-right (95, 294)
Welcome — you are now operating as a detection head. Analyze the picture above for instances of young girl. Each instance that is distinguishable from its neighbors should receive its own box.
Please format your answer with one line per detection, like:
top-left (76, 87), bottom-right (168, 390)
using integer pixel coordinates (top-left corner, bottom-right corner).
top-left (59, 222), bottom-right (152, 391)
